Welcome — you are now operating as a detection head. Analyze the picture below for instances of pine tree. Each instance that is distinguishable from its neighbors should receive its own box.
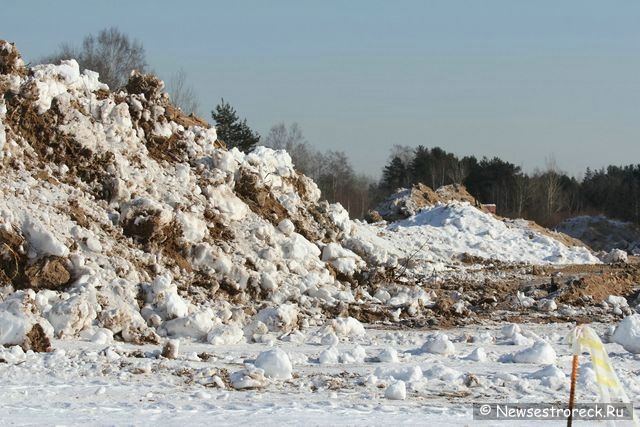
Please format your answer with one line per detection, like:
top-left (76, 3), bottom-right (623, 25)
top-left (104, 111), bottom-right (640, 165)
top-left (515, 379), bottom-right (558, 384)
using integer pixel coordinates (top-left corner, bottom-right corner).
top-left (211, 99), bottom-right (260, 152)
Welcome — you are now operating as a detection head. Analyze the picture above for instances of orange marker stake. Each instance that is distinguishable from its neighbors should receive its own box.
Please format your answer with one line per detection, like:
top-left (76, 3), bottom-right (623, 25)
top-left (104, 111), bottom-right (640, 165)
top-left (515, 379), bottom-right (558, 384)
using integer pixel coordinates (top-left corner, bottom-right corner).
top-left (567, 353), bottom-right (579, 427)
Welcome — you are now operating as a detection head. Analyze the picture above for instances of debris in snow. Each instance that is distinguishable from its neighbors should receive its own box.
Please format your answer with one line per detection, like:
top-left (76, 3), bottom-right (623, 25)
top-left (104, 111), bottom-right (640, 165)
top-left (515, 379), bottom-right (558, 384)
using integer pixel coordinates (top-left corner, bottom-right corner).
top-left (161, 339), bottom-right (180, 359)
top-left (230, 365), bottom-right (268, 390)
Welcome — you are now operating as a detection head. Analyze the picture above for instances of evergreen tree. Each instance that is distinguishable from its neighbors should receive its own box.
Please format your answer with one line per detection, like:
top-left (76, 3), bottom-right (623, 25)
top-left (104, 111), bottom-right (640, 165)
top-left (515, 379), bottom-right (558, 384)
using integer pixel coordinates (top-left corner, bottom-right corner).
top-left (382, 156), bottom-right (409, 190)
top-left (211, 99), bottom-right (260, 152)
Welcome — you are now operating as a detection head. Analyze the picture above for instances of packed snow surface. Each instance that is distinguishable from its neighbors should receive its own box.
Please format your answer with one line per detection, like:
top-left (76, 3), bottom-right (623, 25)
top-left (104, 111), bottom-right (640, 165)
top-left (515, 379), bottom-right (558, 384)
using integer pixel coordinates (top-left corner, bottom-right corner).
top-left (0, 322), bottom-right (638, 426)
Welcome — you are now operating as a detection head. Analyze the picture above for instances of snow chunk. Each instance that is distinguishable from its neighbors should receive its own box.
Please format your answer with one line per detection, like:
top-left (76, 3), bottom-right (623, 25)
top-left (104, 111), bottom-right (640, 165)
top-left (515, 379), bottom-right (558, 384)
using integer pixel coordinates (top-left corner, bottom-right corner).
top-left (384, 380), bottom-right (406, 400)
top-left (528, 365), bottom-right (566, 389)
top-left (207, 324), bottom-right (245, 345)
top-left (254, 348), bottom-right (293, 380)
top-left (464, 347), bottom-right (487, 362)
top-left (502, 341), bottom-right (557, 364)
top-left (0, 310), bottom-right (27, 346)
top-left (144, 274), bottom-right (189, 320)
top-left (611, 314), bottom-right (640, 354)
top-left (46, 294), bottom-right (97, 338)
top-left (323, 317), bottom-right (365, 338)
top-left (253, 304), bottom-right (299, 333)
top-left (319, 346), bottom-right (340, 364)
top-left (501, 323), bottom-right (521, 339)
top-left (277, 219), bottom-right (295, 236)
top-left (376, 347), bottom-right (400, 363)
top-left (321, 243), bottom-right (364, 275)
top-left (176, 211), bottom-right (207, 243)
top-left (374, 365), bottom-right (423, 382)
top-left (230, 366), bottom-right (267, 389)
top-left (159, 309), bottom-right (214, 340)
top-left (421, 333), bottom-right (455, 356)
top-left (22, 215), bottom-right (69, 258)
top-left (601, 248), bottom-right (628, 264)
top-left (339, 345), bottom-right (367, 363)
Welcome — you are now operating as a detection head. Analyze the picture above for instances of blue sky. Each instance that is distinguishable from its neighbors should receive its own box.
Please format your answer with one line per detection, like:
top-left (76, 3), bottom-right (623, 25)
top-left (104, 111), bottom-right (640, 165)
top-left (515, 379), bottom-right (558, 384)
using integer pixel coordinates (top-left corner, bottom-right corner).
top-left (4, 0), bottom-right (640, 178)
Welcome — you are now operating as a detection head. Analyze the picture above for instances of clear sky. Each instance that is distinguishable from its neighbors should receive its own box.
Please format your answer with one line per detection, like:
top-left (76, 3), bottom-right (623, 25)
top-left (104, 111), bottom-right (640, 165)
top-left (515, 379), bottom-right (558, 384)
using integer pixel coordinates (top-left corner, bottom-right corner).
top-left (3, 0), bottom-right (640, 179)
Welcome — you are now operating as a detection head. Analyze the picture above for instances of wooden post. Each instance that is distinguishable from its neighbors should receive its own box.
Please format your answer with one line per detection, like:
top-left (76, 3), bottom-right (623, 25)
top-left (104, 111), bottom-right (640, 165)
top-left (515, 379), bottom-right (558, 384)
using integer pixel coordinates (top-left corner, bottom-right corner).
top-left (568, 353), bottom-right (579, 427)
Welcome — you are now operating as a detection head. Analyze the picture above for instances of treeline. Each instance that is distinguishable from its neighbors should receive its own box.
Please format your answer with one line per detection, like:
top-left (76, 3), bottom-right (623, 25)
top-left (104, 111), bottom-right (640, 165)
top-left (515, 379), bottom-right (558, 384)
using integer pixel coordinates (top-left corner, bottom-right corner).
top-left (41, 27), bottom-right (639, 226)
top-left (261, 123), bottom-right (373, 218)
top-left (377, 145), bottom-right (640, 227)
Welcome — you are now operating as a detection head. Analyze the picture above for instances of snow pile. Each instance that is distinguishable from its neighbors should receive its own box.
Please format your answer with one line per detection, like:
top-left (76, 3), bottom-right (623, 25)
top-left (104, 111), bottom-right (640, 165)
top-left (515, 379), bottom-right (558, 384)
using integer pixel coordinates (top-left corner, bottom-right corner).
top-left (376, 203), bottom-right (599, 266)
top-left (384, 380), bottom-right (407, 400)
top-left (601, 248), bottom-right (628, 264)
top-left (371, 183), bottom-right (479, 221)
top-left (501, 341), bottom-right (557, 364)
top-left (254, 348), bottom-right (293, 380)
top-left (0, 41), bottom-right (603, 351)
top-left (611, 314), bottom-right (640, 354)
top-left (421, 332), bottom-right (455, 356)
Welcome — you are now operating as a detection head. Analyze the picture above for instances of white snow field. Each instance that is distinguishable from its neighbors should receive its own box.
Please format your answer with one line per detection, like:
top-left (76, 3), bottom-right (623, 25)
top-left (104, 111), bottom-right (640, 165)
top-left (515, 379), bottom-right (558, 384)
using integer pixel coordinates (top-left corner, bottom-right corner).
top-left (0, 41), bottom-right (638, 425)
top-left (1, 321), bottom-right (639, 426)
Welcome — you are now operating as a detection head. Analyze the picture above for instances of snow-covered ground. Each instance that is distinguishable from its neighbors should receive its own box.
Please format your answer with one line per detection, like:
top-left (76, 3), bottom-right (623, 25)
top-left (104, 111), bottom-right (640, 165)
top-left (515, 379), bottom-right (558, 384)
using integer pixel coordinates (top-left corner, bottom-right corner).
top-left (1, 41), bottom-right (637, 426)
top-left (1, 320), bottom-right (639, 426)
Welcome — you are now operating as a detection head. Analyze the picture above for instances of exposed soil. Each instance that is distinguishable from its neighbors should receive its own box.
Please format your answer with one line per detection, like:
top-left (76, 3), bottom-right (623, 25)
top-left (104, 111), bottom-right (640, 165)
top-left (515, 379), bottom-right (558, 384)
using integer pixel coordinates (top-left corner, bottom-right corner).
top-left (0, 226), bottom-right (72, 290)
top-left (235, 168), bottom-right (289, 226)
top-left (21, 323), bottom-right (52, 353)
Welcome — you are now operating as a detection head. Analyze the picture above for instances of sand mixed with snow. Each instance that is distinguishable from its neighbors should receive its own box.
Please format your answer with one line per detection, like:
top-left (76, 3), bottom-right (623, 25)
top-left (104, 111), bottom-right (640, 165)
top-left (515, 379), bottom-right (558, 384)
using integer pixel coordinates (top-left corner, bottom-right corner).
top-left (0, 41), bottom-right (637, 425)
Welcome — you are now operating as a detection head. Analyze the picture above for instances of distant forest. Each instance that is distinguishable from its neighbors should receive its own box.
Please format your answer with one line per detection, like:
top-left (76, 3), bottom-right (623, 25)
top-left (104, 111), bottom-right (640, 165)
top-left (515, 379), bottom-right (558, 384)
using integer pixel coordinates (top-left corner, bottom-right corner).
top-left (374, 145), bottom-right (640, 228)
top-left (261, 124), bottom-right (640, 228)
top-left (43, 27), bottom-right (638, 228)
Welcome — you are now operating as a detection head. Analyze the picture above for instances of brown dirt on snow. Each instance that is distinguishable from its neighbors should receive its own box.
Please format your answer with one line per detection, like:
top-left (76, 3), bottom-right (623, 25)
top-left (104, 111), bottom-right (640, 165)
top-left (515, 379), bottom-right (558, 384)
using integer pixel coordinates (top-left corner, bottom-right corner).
top-left (0, 226), bottom-right (72, 290)
top-left (0, 40), bottom-right (27, 76)
top-left (21, 323), bottom-right (52, 353)
top-left (235, 168), bottom-right (289, 226)
top-left (122, 211), bottom-right (193, 272)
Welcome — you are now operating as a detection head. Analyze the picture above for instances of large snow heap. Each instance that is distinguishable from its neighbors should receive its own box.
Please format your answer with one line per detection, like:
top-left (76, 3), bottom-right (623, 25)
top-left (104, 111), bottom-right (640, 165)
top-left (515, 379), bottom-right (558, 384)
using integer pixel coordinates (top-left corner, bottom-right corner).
top-left (0, 41), bottom-right (361, 346)
top-left (0, 41), bottom-right (598, 349)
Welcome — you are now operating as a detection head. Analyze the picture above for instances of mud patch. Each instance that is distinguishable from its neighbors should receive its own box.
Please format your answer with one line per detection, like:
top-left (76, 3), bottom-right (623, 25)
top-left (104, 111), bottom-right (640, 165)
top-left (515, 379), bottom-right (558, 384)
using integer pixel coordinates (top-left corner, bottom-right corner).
top-left (164, 103), bottom-right (209, 129)
top-left (122, 211), bottom-right (192, 272)
top-left (0, 226), bottom-right (25, 285)
top-left (4, 97), bottom-right (116, 200)
top-left (203, 209), bottom-right (235, 242)
top-left (21, 323), bottom-right (52, 353)
top-left (0, 40), bottom-right (27, 76)
top-left (235, 168), bottom-right (289, 226)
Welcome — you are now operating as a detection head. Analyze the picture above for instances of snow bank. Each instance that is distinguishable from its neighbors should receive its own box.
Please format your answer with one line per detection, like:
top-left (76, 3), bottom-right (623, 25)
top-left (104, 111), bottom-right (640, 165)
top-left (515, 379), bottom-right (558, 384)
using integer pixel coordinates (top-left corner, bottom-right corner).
top-left (380, 202), bottom-right (599, 266)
